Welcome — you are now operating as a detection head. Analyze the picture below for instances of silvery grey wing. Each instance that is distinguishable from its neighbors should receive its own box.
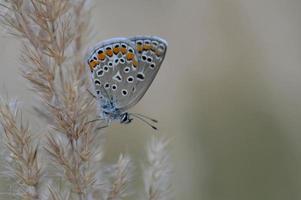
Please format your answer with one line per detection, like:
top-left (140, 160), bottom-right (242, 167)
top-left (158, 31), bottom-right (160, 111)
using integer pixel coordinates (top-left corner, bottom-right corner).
top-left (117, 36), bottom-right (168, 112)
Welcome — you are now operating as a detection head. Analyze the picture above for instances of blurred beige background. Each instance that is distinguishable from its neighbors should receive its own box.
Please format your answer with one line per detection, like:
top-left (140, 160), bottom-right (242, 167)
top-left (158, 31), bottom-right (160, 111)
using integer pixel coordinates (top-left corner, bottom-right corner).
top-left (1, 0), bottom-right (301, 199)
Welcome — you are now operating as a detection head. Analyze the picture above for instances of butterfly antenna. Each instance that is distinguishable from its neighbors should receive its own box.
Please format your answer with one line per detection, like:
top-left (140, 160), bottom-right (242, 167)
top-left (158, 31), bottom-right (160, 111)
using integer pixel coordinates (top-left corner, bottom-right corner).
top-left (131, 113), bottom-right (158, 123)
top-left (130, 114), bottom-right (158, 130)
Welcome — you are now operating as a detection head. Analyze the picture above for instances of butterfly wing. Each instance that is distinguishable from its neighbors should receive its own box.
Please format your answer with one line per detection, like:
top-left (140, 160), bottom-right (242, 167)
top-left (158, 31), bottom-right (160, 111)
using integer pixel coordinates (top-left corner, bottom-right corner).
top-left (119, 36), bottom-right (168, 111)
top-left (86, 36), bottom-right (167, 112)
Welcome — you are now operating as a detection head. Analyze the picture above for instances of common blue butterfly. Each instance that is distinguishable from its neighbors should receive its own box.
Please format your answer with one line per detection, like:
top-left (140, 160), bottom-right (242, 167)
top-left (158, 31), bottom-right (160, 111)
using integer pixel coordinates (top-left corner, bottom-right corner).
top-left (86, 36), bottom-right (167, 129)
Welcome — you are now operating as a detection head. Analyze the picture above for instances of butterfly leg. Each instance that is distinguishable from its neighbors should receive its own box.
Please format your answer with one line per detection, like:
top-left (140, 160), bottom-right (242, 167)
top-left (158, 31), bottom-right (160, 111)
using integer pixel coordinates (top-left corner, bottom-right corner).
top-left (87, 89), bottom-right (97, 98)
top-left (84, 118), bottom-right (105, 125)
top-left (96, 124), bottom-right (109, 130)
top-left (96, 119), bottom-right (111, 130)
top-left (84, 117), bottom-right (110, 130)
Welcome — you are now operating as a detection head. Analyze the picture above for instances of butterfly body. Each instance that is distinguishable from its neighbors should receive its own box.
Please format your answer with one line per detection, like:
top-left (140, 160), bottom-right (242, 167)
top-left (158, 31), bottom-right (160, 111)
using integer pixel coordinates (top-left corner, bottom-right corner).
top-left (86, 36), bottom-right (167, 127)
top-left (99, 98), bottom-right (132, 124)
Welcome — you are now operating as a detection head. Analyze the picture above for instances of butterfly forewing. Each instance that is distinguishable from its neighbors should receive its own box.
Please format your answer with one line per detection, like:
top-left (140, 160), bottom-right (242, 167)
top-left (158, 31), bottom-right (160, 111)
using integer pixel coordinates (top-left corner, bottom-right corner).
top-left (87, 38), bottom-right (140, 108)
top-left (119, 36), bottom-right (168, 111)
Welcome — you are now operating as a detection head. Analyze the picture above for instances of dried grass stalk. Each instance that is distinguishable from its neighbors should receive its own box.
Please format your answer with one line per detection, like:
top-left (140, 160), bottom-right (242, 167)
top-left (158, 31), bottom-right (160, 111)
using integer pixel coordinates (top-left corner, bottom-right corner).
top-left (0, 1), bottom-right (173, 199)
top-left (144, 136), bottom-right (172, 200)
top-left (107, 154), bottom-right (133, 200)
top-left (0, 0), bottom-right (100, 199)
top-left (0, 100), bottom-right (42, 200)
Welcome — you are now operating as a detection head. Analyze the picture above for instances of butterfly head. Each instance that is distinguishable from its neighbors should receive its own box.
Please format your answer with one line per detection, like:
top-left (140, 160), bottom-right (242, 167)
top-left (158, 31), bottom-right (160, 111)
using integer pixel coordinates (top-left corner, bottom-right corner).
top-left (101, 110), bottom-right (133, 125)
top-left (100, 100), bottom-right (132, 124)
top-left (120, 112), bottom-right (133, 124)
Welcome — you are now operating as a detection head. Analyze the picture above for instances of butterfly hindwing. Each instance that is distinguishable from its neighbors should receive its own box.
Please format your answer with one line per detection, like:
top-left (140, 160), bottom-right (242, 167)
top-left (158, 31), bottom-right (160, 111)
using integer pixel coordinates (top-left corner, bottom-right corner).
top-left (87, 38), bottom-right (140, 108)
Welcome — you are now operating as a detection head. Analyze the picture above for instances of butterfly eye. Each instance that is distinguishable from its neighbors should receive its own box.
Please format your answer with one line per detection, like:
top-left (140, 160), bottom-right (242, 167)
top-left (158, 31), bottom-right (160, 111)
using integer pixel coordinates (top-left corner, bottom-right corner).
top-left (144, 40), bottom-right (150, 45)
top-left (96, 90), bottom-right (100, 95)
top-left (108, 61), bottom-right (113, 67)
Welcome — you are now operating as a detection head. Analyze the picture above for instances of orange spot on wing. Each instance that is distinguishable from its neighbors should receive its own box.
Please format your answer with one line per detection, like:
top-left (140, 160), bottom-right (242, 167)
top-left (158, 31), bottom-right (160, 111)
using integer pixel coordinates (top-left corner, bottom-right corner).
top-left (143, 44), bottom-right (151, 50)
top-left (105, 50), bottom-right (113, 57)
top-left (121, 47), bottom-right (127, 54)
top-left (89, 60), bottom-right (99, 71)
top-left (132, 59), bottom-right (138, 69)
top-left (126, 52), bottom-right (134, 61)
top-left (113, 47), bottom-right (120, 54)
top-left (97, 53), bottom-right (106, 60)
top-left (136, 45), bottom-right (143, 53)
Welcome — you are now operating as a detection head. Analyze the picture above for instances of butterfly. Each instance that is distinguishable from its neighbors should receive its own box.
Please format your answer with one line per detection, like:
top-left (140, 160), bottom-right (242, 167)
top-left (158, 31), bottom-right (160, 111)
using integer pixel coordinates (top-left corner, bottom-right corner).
top-left (86, 36), bottom-right (167, 129)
